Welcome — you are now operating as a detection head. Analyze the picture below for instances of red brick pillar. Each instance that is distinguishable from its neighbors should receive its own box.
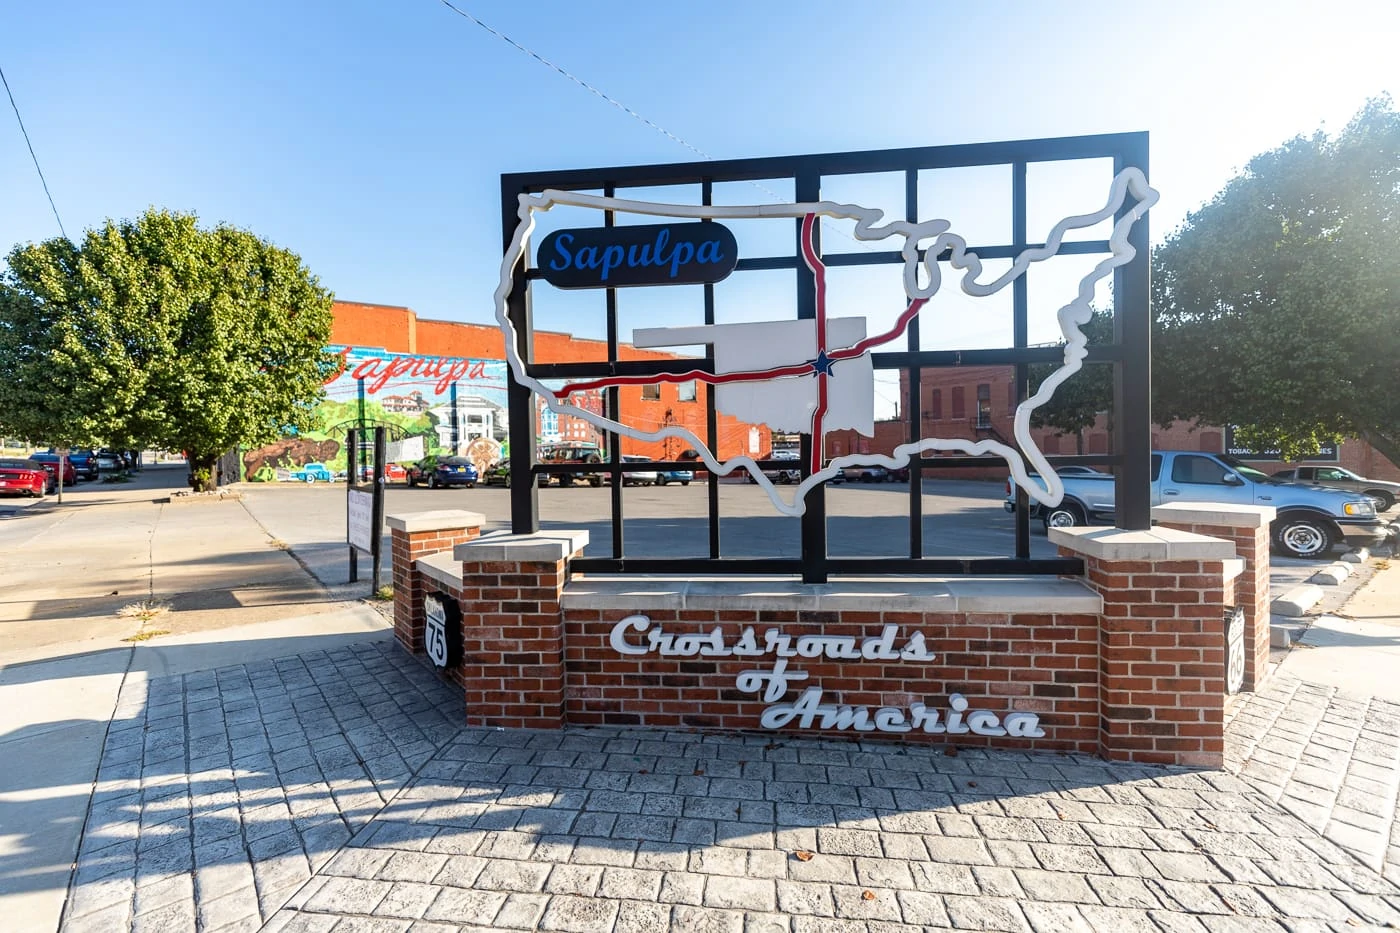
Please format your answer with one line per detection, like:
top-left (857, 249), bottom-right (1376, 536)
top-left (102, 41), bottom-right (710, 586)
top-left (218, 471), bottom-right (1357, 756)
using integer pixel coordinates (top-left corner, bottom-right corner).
top-left (1050, 526), bottom-right (1237, 767)
top-left (454, 531), bottom-right (588, 729)
top-left (1153, 503), bottom-right (1275, 693)
top-left (386, 510), bottom-right (483, 654)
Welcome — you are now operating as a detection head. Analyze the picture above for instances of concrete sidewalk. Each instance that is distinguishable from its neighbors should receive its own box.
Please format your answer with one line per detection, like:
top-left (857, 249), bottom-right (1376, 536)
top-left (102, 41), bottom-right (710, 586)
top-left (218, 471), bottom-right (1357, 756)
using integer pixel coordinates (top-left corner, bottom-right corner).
top-left (0, 467), bottom-right (389, 933)
top-left (8, 472), bottom-right (1400, 932)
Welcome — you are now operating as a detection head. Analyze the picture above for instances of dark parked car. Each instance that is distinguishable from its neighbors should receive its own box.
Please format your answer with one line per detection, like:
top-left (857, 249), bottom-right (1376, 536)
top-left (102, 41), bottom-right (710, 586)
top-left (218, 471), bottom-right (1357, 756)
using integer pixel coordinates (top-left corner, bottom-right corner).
top-left (407, 455), bottom-right (478, 488)
top-left (28, 452), bottom-right (79, 487)
top-left (539, 443), bottom-right (604, 487)
top-left (49, 448), bottom-right (99, 481)
top-left (1272, 466), bottom-right (1400, 512)
top-left (0, 458), bottom-right (53, 497)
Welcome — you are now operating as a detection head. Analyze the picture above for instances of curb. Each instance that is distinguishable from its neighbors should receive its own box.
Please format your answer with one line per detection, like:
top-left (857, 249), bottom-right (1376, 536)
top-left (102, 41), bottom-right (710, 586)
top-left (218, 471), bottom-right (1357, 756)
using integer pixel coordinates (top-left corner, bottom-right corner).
top-left (1307, 562), bottom-right (1353, 586)
top-left (1272, 583), bottom-right (1324, 618)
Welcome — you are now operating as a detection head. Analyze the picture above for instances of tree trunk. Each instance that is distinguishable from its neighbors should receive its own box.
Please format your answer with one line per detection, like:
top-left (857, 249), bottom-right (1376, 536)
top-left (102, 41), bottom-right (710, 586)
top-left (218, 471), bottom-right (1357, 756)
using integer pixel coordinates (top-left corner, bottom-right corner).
top-left (1360, 428), bottom-right (1400, 475)
top-left (189, 453), bottom-right (219, 492)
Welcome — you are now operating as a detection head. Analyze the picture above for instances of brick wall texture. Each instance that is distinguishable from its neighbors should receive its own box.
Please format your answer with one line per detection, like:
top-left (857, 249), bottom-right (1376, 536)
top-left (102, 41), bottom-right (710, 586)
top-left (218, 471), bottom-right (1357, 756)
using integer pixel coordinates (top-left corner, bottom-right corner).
top-left (563, 608), bottom-right (1100, 754)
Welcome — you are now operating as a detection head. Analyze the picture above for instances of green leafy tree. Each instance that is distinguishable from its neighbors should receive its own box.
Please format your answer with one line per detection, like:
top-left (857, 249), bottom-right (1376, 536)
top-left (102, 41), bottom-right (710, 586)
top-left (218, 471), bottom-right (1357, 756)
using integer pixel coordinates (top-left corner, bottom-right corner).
top-left (0, 209), bottom-right (337, 490)
top-left (1153, 97), bottom-right (1400, 463)
top-left (1027, 307), bottom-right (1115, 453)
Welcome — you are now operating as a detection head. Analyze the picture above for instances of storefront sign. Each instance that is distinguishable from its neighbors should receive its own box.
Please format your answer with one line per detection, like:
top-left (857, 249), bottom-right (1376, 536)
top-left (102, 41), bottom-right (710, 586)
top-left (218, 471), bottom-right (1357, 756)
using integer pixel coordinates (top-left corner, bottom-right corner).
top-left (538, 222), bottom-right (738, 289)
top-left (1225, 606), bottom-right (1245, 695)
top-left (1225, 426), bottom-right (1338, 461)
top-left (609, 615), bottom-right (1044, 738)
top-left (425, 593), bottom-right (462, 669)
top-left (347, 488), bottom-right (373, 553)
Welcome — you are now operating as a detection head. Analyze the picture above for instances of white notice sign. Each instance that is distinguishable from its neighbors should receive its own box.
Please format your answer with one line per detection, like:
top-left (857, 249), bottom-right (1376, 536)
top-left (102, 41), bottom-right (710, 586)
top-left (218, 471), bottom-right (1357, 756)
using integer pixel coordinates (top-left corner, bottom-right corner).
top-left (347, 489), bottom-right (373, 552)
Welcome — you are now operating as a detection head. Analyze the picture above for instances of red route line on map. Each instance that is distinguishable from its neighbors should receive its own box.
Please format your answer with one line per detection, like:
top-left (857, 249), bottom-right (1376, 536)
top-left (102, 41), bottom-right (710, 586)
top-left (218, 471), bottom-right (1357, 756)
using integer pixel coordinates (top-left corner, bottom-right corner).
top-left (801, 213), bottom-right (829, 475)
top-left (555, 212), bottom-right (930, 476)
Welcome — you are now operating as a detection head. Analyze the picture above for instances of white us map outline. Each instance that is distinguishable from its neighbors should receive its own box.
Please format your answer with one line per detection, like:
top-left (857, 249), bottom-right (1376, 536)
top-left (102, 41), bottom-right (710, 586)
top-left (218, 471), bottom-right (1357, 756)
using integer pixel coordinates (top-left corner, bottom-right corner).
top-left (493, 168), bottom-right (1158, 517)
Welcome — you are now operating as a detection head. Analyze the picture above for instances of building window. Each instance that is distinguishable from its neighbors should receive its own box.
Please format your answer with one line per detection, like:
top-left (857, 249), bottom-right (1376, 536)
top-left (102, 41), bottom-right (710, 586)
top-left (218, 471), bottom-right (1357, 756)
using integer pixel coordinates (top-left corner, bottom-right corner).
top-left (1007, 382), bottom-right (1017, 413)
top-left (976, 384), bottom-right (991, 428)
top-left (677, 380), bottom-right (696, 402)
top-left (641, 384), bottom-right (661, 400)
top-left (927, 389), bottom-right (941, 420)
top-left (951, 386), bottom-right (965, 420)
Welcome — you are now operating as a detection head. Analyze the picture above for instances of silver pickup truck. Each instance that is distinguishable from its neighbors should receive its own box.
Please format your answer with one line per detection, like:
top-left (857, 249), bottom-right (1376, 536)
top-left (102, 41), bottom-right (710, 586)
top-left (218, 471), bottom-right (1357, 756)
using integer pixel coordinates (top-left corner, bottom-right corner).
top-left (1005, 451), bottom-right (1397, 559)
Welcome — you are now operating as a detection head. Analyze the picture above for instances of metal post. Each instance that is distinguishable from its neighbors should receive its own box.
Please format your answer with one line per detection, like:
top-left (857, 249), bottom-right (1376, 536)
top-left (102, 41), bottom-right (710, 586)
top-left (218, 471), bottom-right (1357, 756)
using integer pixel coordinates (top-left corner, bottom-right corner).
top-left (449, 382), bottom-right (460, 456)
top-left (504, 178), bottom-right (539, 533)
top-left (371, 427), bottom-right (386, 593)
top-left (346, 429), bottom-right (358, 583)
top-left (795, 169), bottom-right (826, 584)
top-left (1115, 138), bottom-right (1152, 530)
top-left (1012, 160), bottom-right (1031, 558)
top-left (904, 170), bottom-right (923, 559)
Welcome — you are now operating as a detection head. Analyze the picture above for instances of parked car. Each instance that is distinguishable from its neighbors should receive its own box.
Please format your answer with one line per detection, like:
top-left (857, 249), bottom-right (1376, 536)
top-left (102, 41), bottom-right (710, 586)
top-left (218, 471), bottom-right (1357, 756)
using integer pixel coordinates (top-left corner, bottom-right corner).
top-left (1003, 466), bottom-right (1109, 512)
top-left (749, 450), bottom-right (801, 485)
top-left (605, 454), bottom-right (657, 486)
top-left (0, 458), bottom-right (53, 497)
top-left (482, 461), bottom-right (513, 487)
top-left (1007, 451), bottom-right (1393, 559)
top-left (28, 452), bottom-right (78, 487)
top-left (48, 448), bottom-right (99, 481)
top-left (407, 455), bottom-right (478, 488)
top-left (94, 449), bottom-right (124, 472)
top-left (843, 464), bottom-right (890, 483)
top-left (1272, 465), bottom-right (1400, 512)
top-left (288, 462), bottom-right (335, 483)
top-left (356, 463), bottom-right (408, 483)
top-left (539, 443), bottom-right (604, 487)
top-left (656, 467), bottom-right (693, 486)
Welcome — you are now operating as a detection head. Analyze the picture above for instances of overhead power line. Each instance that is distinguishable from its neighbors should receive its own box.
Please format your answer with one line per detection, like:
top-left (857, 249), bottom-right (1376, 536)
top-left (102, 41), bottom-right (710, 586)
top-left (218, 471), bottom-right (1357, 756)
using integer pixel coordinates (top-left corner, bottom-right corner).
top-left (436, 0), bottom-right (712, 162)
top-left (432, 2), bottom-right (881, 254)
top-left (0, 63), bottom-right (67, 240)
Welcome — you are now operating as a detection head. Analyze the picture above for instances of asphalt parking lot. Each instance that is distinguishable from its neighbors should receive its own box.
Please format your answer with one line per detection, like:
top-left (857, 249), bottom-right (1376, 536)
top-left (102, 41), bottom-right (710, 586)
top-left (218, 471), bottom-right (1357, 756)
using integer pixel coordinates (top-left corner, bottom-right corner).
top-left (236, 476), bottom-right (1048, 589)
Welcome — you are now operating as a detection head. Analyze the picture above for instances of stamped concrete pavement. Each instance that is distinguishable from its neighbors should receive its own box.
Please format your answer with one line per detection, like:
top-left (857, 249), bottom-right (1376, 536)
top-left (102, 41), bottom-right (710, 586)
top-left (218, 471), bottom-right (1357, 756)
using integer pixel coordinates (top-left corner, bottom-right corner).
top-left (48, 634), bottom-right (1400, 933)
top-left (21, 472), bottom-right (1400, 932)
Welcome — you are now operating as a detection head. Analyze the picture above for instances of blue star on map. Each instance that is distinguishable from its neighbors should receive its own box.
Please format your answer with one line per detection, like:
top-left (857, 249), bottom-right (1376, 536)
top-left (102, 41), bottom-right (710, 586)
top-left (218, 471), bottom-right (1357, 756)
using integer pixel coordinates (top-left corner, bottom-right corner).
top-left (808, 350), bottom-right (836, 377)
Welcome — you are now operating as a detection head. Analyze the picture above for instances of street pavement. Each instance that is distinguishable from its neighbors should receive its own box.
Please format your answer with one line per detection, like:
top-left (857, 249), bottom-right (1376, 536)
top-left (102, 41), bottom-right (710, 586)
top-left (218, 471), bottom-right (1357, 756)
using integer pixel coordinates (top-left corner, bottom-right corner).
top-left (3, 469), bottom-right (1400, 931)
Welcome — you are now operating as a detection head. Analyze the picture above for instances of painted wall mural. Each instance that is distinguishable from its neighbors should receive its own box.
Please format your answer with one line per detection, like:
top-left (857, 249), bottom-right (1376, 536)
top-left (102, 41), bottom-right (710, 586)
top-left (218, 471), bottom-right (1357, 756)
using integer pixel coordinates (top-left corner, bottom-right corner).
top-left (243, 345), bottom-right (514, 481)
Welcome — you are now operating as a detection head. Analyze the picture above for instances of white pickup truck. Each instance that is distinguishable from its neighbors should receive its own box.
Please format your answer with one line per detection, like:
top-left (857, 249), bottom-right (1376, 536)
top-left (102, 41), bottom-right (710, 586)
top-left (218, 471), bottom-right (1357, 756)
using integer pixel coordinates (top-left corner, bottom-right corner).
top-left (1005, 451), bottom-right (1397, 559)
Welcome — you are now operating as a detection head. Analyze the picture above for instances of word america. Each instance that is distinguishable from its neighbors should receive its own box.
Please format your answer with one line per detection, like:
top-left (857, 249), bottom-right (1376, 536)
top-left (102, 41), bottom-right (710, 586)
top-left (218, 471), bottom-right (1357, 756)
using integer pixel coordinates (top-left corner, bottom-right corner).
top-left (608, 615), bottom-right (1045, 738)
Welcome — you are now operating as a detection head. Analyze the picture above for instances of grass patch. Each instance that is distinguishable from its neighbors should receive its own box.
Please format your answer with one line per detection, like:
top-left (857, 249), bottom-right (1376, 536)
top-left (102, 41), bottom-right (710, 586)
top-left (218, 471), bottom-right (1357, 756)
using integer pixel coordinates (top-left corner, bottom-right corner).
top-left (374, 585), bottom-right (394, 601)
top-left (122, 629), bottom-right (171, 643)
top-left (268, 538), bottom-right (290, 550)
top-left (117, 599), bottom-right (170, 623)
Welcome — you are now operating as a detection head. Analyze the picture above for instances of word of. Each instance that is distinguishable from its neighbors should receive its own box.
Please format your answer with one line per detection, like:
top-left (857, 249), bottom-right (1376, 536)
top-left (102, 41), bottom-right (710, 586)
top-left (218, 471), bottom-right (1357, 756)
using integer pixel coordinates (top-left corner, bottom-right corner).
top-left (539, 222), bottom-right (738, 289)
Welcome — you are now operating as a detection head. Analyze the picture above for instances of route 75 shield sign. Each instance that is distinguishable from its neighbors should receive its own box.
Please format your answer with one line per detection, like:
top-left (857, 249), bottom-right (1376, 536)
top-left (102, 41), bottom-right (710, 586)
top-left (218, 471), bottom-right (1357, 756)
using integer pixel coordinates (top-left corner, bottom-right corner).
top-left (424, 592), bottom-right (462, 670)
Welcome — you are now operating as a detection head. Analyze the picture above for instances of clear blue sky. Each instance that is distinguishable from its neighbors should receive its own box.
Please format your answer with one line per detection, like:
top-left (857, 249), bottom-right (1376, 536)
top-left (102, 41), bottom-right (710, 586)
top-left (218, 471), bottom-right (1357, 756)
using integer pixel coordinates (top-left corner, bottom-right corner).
top-left (4, 1), bottom-right (1396, 355)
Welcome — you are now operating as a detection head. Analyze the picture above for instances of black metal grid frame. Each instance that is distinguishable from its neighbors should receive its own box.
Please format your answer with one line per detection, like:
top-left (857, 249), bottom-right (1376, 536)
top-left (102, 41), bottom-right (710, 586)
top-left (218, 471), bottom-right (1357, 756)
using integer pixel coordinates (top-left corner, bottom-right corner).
top-left (501, 132), bottom-right (1150, 582)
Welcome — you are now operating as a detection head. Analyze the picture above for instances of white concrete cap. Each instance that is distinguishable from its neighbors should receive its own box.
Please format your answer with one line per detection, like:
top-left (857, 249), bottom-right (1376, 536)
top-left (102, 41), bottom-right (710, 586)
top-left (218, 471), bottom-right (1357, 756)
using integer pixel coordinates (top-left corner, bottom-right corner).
top-left (417, 551), bottom-right (464, 590)
top-left (456, 529), bottom-right (590, 563)
top-left (1223, 558), bottom-right (1245, 581)
top-left (1049, 526), bottom-right (1236, 560)
top-left (561, 576), bottom-right (1102, 614)
top-left (1151, 502), bottom-right (1276, 528)
top-left (385, 510), bottom-right (485, 534)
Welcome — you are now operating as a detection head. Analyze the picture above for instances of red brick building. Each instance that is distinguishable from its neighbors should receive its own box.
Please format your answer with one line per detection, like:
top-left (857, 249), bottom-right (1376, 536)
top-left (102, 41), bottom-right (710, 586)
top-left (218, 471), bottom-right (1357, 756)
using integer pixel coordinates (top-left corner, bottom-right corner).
top-left (843, 364), bottom-right (1400, 481)
top-left (330, 301), bottom-right (767, 461)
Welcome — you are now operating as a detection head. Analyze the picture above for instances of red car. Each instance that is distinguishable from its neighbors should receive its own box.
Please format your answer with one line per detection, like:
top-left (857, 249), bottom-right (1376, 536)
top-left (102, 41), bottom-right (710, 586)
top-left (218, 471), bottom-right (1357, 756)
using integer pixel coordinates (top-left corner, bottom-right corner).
top-left (0, 458), bottom-right (55, 497)
top-left (26, 452), bottom-right (78, 488)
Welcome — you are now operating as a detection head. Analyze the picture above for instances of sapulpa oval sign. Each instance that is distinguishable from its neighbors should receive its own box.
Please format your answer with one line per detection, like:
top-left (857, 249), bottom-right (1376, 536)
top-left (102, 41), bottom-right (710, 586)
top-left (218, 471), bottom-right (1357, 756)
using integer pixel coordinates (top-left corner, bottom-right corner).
top-left (537, 222), bottom-right (738, 289)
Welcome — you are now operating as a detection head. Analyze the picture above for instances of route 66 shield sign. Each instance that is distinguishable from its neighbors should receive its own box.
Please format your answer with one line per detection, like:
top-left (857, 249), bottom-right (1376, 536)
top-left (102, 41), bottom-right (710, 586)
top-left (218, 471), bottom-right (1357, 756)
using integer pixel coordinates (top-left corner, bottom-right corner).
top-left (424, 593), bottom-right (461, 670)
top-left (1225, 607), bottom-right (1245, 695)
